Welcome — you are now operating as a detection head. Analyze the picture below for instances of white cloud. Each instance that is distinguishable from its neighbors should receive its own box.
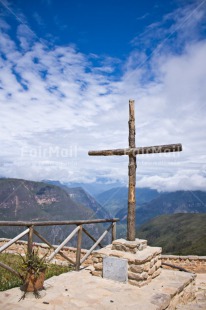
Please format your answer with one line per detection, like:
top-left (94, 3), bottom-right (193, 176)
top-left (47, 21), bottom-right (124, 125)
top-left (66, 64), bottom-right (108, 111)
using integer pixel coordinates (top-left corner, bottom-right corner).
top-left (138, 171), bottom-right (206, 192)
top-left (0, 2), bottom-right (206, 192)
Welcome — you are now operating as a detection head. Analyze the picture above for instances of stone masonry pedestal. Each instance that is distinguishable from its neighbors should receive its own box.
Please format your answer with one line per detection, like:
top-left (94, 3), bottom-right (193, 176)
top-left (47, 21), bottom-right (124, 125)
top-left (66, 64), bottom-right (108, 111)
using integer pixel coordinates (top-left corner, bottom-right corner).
top-left (92, 238), bottom-right (162, 287)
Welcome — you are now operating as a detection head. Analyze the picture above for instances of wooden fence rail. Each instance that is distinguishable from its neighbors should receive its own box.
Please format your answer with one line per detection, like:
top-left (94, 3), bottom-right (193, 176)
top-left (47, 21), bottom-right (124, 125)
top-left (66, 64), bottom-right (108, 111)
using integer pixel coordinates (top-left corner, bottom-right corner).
top-left (0, 219), bottom-right (118, 226)
top-left (0, 218), bottom-right (119, 278)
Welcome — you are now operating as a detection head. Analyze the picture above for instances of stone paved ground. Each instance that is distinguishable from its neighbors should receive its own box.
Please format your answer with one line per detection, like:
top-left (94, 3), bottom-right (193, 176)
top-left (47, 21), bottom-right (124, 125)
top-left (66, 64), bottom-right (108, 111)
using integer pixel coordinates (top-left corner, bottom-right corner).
top-left (0, 268), bottom-right (204, 310)
top-left (177, 274), bottom-right (206, 309)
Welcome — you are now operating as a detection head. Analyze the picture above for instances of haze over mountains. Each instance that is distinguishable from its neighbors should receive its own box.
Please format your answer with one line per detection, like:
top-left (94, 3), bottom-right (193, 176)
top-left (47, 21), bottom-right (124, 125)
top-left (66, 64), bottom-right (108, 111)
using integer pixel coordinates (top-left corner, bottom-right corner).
top-left (96, 187), bottom-right (160, 217)
top-left (43, 179), bottom-right (123, 197)
top-left (0, 178), bottom-right (206, 253)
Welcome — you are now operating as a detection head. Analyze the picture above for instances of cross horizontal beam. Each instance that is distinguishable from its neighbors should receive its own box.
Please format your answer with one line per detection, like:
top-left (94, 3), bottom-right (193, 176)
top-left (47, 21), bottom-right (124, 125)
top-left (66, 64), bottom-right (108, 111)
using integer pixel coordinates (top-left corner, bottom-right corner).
top-left (88, 143), bottom-right (182, 156)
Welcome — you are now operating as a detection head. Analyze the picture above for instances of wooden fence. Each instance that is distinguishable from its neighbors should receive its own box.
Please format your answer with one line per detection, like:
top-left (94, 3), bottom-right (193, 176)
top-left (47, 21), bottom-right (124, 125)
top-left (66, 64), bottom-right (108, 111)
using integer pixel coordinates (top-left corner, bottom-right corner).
top-left (0, 218), bottom-right (119, 279)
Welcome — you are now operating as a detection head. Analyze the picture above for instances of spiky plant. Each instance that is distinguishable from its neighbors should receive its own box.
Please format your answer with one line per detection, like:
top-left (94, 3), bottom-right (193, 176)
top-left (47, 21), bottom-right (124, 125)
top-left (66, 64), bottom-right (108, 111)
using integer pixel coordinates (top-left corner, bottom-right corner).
top-left (19, 248), bottom-right (49, 300)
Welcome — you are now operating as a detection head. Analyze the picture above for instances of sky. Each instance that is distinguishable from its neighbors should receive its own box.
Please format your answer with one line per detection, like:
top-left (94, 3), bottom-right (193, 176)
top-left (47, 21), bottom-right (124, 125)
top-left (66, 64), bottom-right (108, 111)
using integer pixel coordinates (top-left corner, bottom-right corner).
top-left (0, 0), bottom-right (206, 192)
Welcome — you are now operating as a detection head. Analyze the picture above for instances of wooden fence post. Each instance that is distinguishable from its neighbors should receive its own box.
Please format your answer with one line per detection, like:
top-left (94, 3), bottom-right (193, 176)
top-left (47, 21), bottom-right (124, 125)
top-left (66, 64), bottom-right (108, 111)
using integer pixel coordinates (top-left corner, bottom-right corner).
top-left (112, 222), bottom-right (116, 242)
top-left (76, 225), bottom-right (82, 271)
top-left (28, 225), bottom-right (34, 255)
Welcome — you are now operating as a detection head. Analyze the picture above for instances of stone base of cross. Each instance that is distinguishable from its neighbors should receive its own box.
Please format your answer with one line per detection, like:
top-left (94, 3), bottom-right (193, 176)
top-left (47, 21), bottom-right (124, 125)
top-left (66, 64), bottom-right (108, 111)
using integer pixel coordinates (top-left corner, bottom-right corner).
top-left (88, 100), bottom-right (182, 241)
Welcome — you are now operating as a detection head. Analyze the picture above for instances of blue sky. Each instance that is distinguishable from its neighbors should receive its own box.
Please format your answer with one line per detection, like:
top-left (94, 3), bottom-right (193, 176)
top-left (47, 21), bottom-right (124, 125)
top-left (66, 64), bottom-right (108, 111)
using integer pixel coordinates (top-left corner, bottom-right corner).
top-left (1, 0), bottom-right (180, 57)
top-left (0, 0), bottom-right (206, 191)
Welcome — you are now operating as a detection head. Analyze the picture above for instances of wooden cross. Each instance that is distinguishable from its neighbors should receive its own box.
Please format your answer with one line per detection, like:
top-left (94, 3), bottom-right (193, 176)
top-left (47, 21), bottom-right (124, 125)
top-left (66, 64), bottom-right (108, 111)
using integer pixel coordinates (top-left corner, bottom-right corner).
top-left (88, 100), bottom-right (182, 241)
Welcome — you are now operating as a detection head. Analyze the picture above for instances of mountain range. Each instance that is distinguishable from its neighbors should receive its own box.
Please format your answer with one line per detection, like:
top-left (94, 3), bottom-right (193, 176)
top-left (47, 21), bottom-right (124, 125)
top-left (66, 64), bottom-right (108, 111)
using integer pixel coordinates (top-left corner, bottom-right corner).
top-left (116, 190), bottom-right (206, 226)
top-left (0, 178), bottom-right (206, 253)
top-left (0, 178), bottom-right (110, 247)
top-left (115, 190), bottom-right (206, 238)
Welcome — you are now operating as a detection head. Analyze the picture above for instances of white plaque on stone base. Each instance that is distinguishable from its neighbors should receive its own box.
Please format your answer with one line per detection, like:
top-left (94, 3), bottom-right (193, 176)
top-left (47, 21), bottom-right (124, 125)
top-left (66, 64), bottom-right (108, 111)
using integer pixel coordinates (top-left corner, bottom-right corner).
top-left (103, 256), bottom-right (128, 283)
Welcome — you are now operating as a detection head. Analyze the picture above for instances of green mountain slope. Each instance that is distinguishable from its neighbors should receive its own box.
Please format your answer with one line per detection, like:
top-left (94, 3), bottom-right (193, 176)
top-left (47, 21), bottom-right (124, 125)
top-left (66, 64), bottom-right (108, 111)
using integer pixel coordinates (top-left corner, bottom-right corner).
top-left (136, 213), bottom-right (206, 255)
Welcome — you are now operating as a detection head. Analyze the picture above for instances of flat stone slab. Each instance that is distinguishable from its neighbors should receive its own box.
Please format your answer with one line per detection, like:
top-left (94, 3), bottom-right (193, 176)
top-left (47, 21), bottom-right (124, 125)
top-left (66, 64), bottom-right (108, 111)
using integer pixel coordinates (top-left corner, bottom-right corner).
top-left (94, 245), bottom-right (162, 264)
top-left (0, 268), bottom-right (197, 310)
top-left (112, 238), bottom-right (147, 253)
top-left (103, 257), bottom-right (128, 283)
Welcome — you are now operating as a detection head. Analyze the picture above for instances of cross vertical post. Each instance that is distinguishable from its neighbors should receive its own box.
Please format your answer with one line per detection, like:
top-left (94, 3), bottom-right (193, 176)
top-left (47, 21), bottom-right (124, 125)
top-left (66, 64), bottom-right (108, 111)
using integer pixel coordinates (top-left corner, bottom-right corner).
top-left (88, 100), bottom-right (182, 242)
top-left (128, 100), bottom-right (136, 241)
